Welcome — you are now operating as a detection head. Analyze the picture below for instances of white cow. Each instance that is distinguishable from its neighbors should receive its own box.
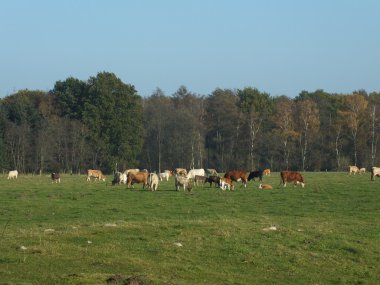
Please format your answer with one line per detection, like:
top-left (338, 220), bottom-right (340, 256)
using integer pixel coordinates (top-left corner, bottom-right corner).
top-left (148, 173), bottom-right (159, 191)
top-left (175, 175), bottom-right (193, 191)
top-left (371, 167), bottom-right (380, 181)
top-left (159, 170), bottom-right (172, 181)
top-left (8, 170), bottom-right (18, 179)
top-left (349, 166), bottom-right (359, 175)
top-left (187, 168), bottom-right (205, 179)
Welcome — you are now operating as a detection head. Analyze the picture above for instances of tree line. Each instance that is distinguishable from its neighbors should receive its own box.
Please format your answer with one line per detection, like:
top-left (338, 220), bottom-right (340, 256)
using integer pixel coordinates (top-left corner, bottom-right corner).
top-left (1, 72), bottom-right (379, 174)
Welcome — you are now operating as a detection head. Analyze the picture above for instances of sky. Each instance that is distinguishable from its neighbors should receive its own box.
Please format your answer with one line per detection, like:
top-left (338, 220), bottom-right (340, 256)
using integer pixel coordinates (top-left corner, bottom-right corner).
top-left (1, 0), bottom-right (379, 98)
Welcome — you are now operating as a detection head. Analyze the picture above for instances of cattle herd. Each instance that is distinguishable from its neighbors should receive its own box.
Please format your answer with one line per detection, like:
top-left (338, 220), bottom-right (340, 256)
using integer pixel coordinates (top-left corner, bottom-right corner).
top-left (4, 166), bottom-right (380, 190)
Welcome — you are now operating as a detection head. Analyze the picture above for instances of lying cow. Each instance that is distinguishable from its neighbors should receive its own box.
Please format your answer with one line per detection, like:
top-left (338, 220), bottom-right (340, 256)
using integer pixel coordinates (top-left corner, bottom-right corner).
top-left (224, 170), bottom-right (248, 187)
top-left (220, 177), bottom-right (234, 191)
top-left (51, 173), bottom-right (60, 183)
top-left (148, 173), bottom-right (159, 191)
top-left (87, 169), bottom-right (106, 182)
top-left (175, 175), bottom-right (193, 192)
top-left (127, 171), bottom-right (149, 189)
top-left (371, 167), bottom-right (380, 181)
top-left (8, 170), bottom-right (18, 179)
top-left (259, 183), bottom-right (272, 189)
top-left (280, 171), bottom-right (305, 188)
top-left (205, 175), bottom-right (221, 187)
top-left (248, 170), bottom-right (263, 182)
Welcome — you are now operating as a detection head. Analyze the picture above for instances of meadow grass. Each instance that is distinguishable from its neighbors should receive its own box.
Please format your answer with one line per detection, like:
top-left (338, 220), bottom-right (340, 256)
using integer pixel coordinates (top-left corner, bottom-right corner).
top-left (0, 172), bottom-right (379, 284)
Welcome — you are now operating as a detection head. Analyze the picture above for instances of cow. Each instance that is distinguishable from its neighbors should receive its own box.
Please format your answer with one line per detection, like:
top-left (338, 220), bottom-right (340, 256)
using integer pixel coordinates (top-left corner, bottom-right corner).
top-left (359, 168), bottom-right (366, 174)
top-left (263, 169), bottom-right (271, 176)
top-left (205, 175), bottom-right (221, 187)
top-left (194, 175), bottom-right (208, 186)
top-left (259, 183), bottom-right (272, 189)
top-left (159, 170), bottom-right (172, 181)
top-left (148, 173), bottom-right (159, 191)
top-left (224, 170), bottom-right (248, 188)
top-left (371, 167), bottom-right (380, 181)
top-left (206, 169), bottom-right (218, 176)
top-left (187, 169), bottom-right (206, 179)
top-left (349, 166), bottom-right (359, 175)
top-left (112, 171), bottom-right (126, 185)
top-left (87, 169), bottom-right (106, 182)
top-left (175, 175), bottom-right (193, 191)
top-left (7, 170), bottom-right (18, 179)
top-left (174, 168), bottom-right (188, 176)
top-left (220, 177), bottom-right (234, 191)
top-left (280, 171), bottom-right (305, 188)
top-left (248, 170), bottom-right (263, 182)
top-left (123, 168), bottom-right (140, 176)
top-left (51, 173), bottom-right (60, 183)
top-left (127, 171), bottom-right (149, 189)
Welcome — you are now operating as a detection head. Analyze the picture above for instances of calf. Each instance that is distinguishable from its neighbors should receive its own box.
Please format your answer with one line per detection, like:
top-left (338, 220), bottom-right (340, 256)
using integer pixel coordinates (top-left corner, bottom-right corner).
top-left (205, 175), bottom-right (221, 187)
top-left (159, 172), bottom-right (171, 181)
top-left (194, 175), bottom-right (208, 186)
top-left (148, 173), bottom-right (159, 191)
top-left (263, 169), bottom-right (271, 176)
top-left (259, 183), bottom-right (272, 189)
top-left (51, 173), bottom-right (60, 183)
top-left (359, 168), bottom-right (366, 174)
top-left (280, 171), bottom-right (305, 188)
top-left (349, 166), bottom-right (359, 175)
top-left (220, 177), bottom-right (234, 191)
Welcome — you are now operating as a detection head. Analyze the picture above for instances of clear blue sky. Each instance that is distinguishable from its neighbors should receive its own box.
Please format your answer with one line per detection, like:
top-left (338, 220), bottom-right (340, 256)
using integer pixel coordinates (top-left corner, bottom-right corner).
top-left (1, 0), bottom-right (379, 98)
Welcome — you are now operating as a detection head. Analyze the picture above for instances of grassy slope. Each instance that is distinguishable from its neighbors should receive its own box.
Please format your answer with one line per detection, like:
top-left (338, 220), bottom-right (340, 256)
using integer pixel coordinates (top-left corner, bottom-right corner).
top-left (0, 172), bottom-right (379, 285)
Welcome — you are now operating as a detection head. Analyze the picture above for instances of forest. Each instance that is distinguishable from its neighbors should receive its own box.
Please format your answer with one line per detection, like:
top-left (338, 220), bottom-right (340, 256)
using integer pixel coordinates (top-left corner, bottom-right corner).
top-left (1, 72), bottom-right (379, 175)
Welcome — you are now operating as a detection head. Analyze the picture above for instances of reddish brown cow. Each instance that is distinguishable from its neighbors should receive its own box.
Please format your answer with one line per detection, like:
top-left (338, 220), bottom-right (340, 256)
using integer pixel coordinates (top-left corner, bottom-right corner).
top-left (280, 171), bottom-right (305, 188)
top-left (224, 170), bottom-right (248, 188)
top-left (127, 171), bottom-right (149, 189)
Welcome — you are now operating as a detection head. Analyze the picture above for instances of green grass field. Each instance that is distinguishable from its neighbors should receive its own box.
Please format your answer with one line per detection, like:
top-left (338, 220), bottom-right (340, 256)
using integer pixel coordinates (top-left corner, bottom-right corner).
top-left (0, 172), bottom-right (379, 285)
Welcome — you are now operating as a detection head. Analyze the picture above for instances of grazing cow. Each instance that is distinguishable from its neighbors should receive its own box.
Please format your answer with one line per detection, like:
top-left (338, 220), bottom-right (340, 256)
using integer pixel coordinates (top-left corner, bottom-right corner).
top-left (280, 171), bottom-right (305, 188)
top-left (205, 175), bottom-right (221, 187)
top-left (194, 175), bottom-right (208, 186)
top-left (127, 171), bottom-right (149, 189)
top-left (206, 169), bottom-right (218, 176)
top-left (248, 170), bottom-right (263, 182)
top-left (371, 167), bottom-right (380, 181)
top-left (259, 183), bottom-right (272, 189)
top-left (51, 173), bottom-right (60, 183)
top-left (148, 173), bottom-right (159, 191)
top-left (349, 166), bottom-right (359, 175)
top-left (359, 168), bottom-right (366, 174)
top-left (220, 177), bottom-right (234, 191)
top-left (224, 170), bottom-right (248, 188)
top-left (174, 168), bottom-right (188, 176)
top-left (263, 169), bottom-right (271, 176)
top-left (175, 175), bottom-right (193, 191)
top-left (87, 169), bottom-right (106, 182)
top-left (7, 170), bottom-right (18, 179)
top-left (187, 168), bottom-right (206, 179)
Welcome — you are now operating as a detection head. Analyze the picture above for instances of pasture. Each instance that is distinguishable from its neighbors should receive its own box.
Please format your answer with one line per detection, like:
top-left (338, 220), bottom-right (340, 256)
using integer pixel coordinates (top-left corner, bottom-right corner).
top-left (0, 172), bottom-right (379, 284)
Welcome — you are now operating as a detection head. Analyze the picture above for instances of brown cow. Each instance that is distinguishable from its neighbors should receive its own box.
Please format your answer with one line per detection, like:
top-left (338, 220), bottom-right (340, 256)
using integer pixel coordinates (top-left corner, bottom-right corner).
top-left (280, 171), bottom-right (305, 188)
top-left (259, 183), bottom-right (272, 189)
top-left (263, 169), bottom-right (271, 176)
top-left (87, 169), bottom-right (106, 182)
top-left (51, 173), bottom-right (60, 183)
top-left (224, 170), bottom-right (248, 188)
top-left (127, 171), bottom-right (149, 189)
top-left (220, 177), bottom-right (234, 191)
